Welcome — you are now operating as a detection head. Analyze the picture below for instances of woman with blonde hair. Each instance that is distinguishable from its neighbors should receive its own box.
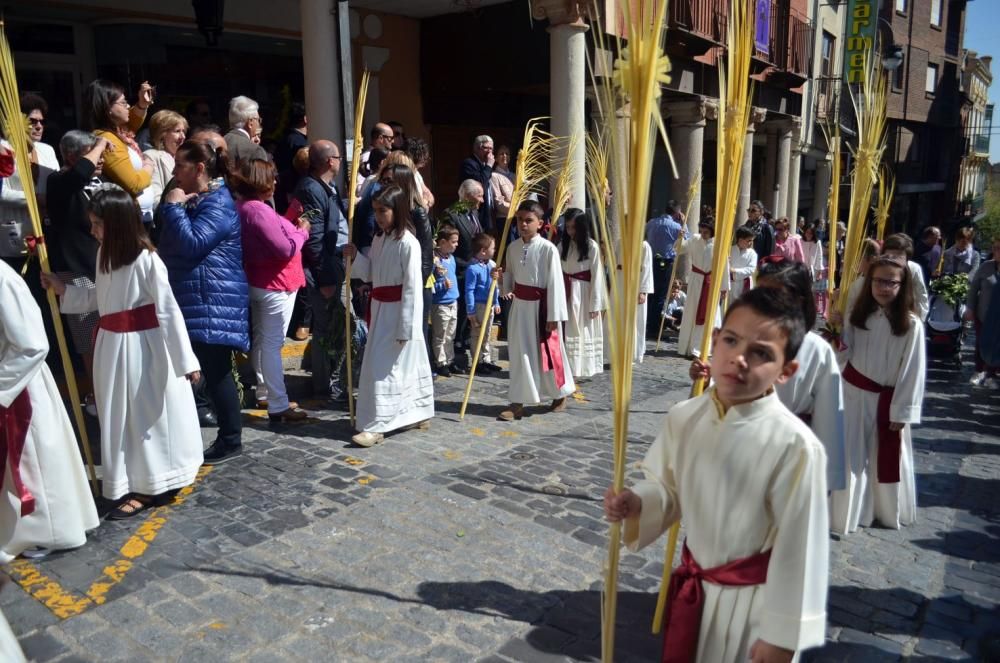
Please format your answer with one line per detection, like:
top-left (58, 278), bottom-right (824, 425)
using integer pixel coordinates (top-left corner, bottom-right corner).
top-left (143, 109), bottom-right (188, 210)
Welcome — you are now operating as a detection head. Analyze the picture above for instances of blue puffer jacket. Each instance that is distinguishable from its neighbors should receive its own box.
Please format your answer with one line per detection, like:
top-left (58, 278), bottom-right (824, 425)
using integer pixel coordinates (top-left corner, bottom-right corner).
top-left (158, 184), bottom-right (250, 351)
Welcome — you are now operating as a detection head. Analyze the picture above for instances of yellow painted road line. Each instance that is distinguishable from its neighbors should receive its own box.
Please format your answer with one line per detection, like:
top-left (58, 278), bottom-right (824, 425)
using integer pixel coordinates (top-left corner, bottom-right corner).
top-left (281, 341), bottom-right (308, 359)
top-left (8, 466), bottom-right (213, 619)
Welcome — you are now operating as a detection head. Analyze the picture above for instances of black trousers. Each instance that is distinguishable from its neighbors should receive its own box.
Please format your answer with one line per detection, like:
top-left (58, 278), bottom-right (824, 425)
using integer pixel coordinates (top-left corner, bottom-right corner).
top-left (191, 342), bottom-right (242, 448)
top-left (649, 257), bottom-right (674, 335)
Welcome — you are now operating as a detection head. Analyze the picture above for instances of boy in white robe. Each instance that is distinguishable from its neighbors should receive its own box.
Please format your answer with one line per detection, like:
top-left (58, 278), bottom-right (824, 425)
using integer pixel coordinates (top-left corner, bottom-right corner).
top-left (882, 233), bottom-right (930, 321)
top-left (497, 202), bottom-right (576, 421)
top-left (606, 288), bottom-right (828, 663)
top-left (728, 226), bottom-right (758, 304)
top-left (0, 260), bottom-right (99, 560)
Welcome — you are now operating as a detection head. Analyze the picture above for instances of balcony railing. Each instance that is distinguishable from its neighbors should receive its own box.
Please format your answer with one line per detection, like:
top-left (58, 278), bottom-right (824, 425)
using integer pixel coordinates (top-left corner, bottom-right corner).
top-left (974, 134), bottom-right (990, 155)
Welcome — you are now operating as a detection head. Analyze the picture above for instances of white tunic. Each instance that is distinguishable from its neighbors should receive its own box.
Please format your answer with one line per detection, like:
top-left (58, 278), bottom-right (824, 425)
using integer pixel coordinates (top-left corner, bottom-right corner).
top-left (677, 236), bottom-right (723, 357)
top-left (801, 240), bottom-right (825, 281)
top-left (352, 231), bottom-right (435, 433)
top-left (907, 260), bottom-right (930, 321)
top-left (60, 250), bottom-right (203, 500)
top-left (626, 391), bottom-right (828, 661)
top-left (727, 246), bottom-right (758, 303)
top-left (776, 332), bottom-right (847, 492)
top-left (0, 261), bottom-right (99, 561)
top-left (829, 310), bottom-right (924, 534)
top-left (634, 241), bottom-right (654, 363)
top-left (502, 236), bottom-right (576, 403)
top-left (561, 239), bottom-right (605, 378)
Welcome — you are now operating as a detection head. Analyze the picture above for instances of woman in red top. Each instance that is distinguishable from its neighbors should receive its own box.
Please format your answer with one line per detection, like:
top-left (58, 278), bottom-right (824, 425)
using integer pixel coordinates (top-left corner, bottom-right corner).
top-left (233, 159), bottom-right (310, 422)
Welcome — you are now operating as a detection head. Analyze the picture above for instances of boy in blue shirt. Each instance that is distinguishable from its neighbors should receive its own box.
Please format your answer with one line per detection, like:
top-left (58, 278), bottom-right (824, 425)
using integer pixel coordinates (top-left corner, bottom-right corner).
top-left (432, 225), bottom-right (460, 376)
top-left (465, 233), bottom-right (502, 374)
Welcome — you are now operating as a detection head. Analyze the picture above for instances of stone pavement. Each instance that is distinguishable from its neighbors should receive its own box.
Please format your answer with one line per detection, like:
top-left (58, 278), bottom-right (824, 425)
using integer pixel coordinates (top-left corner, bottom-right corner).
top-left (2, 334), bottom-right (999, 662)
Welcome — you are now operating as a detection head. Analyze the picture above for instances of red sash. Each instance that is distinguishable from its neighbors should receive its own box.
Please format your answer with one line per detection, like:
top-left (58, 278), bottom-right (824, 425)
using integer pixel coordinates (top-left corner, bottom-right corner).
top-left (742, 276), bottom-right (751, 292)
top-left (842, 362), bottom-right (901, 483)
top-left (692, 266), bottom-right (712, 325)
top-left (366, 284), bottom-right (403, 327)
top-left (99, 303), bottom-right (159, 333)
top-left (512, 282), bottom-right (566, 388)
top-left (662, 542), bottom-right (771, 663)
top-left (563, 269), bottom-right (591, 306)
top-left (0, 390), bottom-right (35, 517)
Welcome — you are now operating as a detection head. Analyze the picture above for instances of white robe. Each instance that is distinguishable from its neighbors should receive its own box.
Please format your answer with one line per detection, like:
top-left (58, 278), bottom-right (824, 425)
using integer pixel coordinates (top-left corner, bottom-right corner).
top-left (0, 261), bottom-right (99, 561)
top-left (776, 332), bottom-right (847, 492)
top-left (801, 240), bottom-right (825, 281)
top-left (907, 260), bottom-right (930, 321)
top-left (829, 311), bottom-right (924, 534)
top-left (60, 250), bottom-right (203, 500)
top-left (561, 239), bottom-right (605, 377)
top-left (0, 609), bottom-right (25, 663)
top-left (626, 391), bottom-right (828, 661)
top-left (602, 241), bottom-right (655, 365)
top-left (677, 236), bottom-right (723, 357)
top-left (352, 231), bottom-right (435, 433)
top-left (727, 245), bottom-right (757, 304)
top-left (502, 236), bottom-right (576, 404)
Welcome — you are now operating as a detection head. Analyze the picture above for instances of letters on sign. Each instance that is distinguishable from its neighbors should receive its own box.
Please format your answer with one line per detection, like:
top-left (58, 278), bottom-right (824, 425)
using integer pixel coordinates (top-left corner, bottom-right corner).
top-left (843, 0), bottom-right (878, 84)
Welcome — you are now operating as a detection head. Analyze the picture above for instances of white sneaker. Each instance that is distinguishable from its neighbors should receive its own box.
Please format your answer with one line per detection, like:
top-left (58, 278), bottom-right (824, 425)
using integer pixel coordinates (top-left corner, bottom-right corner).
top-left (970, 371), bottom-right (988, 386)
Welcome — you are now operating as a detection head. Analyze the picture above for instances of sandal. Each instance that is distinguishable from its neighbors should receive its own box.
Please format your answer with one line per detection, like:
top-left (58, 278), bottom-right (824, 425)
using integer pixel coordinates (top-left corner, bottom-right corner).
top-left (107, 493), bottom-right (162, 520)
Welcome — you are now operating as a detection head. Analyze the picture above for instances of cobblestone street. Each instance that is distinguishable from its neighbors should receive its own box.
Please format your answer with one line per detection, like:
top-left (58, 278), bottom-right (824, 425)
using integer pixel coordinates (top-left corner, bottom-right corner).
top-left (2, 336), bottom-right (998, 662)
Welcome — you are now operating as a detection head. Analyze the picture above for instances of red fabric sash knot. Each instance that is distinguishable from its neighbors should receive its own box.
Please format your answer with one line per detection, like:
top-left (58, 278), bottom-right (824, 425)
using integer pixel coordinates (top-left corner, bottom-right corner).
top-left (99, 303), bottom-right (159, 333)
top-left (512, 282), bottom-right (566, 388)
top-left (0, 390), bottom-right (36, 517)
top-left (563, 269), bottom-right (591, 306)
top-left (662, 542), bottom-right (772, 663)
top-left (691, 266), bottom-right (712, 325)
top-left (23, 235), bottom-right (44, 254)
top-left (0, 149), bottom-right (14, 178)
top-left (842, 362), bottom-right (901, 483)
top-left (366, 284), bottom-right (403, 327)
top-left (743, 276), bottom-right (751, 292)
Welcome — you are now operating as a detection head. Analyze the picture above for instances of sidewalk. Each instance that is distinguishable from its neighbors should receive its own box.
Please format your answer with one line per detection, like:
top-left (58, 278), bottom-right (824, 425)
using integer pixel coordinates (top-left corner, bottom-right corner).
top-left (2, 334), bottom-right (998, 662)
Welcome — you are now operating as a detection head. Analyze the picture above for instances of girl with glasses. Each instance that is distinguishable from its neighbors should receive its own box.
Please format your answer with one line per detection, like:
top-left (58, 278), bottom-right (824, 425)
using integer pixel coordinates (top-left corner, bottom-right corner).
top-left (830, 256), bottom-right (925, 535)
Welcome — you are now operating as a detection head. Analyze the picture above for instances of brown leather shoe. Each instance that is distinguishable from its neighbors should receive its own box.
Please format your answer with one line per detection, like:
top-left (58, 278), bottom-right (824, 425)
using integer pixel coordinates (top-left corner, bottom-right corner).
top-left (293, 327), bottom-right (310, 341)
top-left (268, 408), bottom-right (308, 423)
top-left (550, 397), bottom-right (567, 412)
top-left (257, 399), bottom-right (298, 410)
top-left (497, 404), bottom-right (524, 421)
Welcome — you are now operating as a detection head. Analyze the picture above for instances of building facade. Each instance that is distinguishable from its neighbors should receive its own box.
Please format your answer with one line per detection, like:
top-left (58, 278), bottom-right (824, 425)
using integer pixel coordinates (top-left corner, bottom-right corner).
top-left (957, 51), bottom-right (993, 225)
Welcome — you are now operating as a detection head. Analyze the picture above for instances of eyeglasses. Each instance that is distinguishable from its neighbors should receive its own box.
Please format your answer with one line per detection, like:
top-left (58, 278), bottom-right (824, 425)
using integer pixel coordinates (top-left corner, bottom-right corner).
top-left (748, 208), bottom-right (760, 213)
top-left (28, 117), bottom-right (44, 125)
top-left (329, 155), bottom-right (342, 161)
top-left (379, 133), bottom-right (393, 140)
top-left (113, 99), bottom-right (129, 108)
top-left (873, 278), bottom-right (902, 290)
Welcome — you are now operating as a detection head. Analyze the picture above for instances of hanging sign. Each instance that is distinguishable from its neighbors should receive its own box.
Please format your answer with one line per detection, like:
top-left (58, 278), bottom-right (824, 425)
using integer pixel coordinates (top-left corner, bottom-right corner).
top-left (843, 0), bottom-right (878, 84)
top-left (754, 0), bottom-right (770, 55)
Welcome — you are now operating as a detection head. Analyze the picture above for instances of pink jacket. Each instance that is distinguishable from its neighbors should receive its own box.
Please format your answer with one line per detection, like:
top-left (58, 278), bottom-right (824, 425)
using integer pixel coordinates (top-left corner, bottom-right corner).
top-left (773, 235), bottom-right (806, 264)
top-left (238, 199), bottom-right (308, 292)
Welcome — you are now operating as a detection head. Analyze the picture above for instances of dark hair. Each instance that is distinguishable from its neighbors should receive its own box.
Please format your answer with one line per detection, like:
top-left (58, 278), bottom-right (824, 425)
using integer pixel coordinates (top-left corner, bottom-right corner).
top-left (404, 137), bottom-right (429, 166)
top-left (436, 224), bottom-right (459, 242)
top-left (388, 120), bottom-right (404, 136)
top-left (723, 287), bottom-right (807, 361)
top-left (289, 102), bottom-right (307, 128)
top-left (756, 259), bottom-right (817, 329)
top-left (849, 257), bottom-right (914, 335)
top-left (735, 226), bottom-right (756, 242)
top-left (517, 200), bottom-right (545, 218)
top-left (83, 79), bottom-right (127, 131)
top-left (382, 163), bottom-right (423, 211)
top-left (883, 233), bottom-right (914, 259)
top-left (365, 148), bottom-right (389, 177)
top-left (230, 159), bottom-right (276, 200)
top-left (89, 186), bottom-right (154, 274)
top-left (373, 185), bottom-right (414, 239)
top-left (801, 224), bottom-right (818, 242)
top-left (176, 139), bottom-right (229, 180)
top-left (20, 92), bottom-right (48, 116)
top-left (560, 208), bottom-right (590, 261)
top-left (859, 238), bottom-right (881, 263)
top-left (698, 217), bottom-right (715, 238)
top-left (472, 232), bottom-right (494, 254)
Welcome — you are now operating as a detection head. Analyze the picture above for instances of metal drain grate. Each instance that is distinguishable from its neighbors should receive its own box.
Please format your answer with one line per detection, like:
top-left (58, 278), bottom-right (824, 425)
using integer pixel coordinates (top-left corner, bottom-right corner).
top-left (510, 452), bottom-right (535, 461)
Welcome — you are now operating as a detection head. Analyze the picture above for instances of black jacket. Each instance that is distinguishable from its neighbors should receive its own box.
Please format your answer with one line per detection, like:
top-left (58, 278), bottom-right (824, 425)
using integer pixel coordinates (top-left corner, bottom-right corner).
top-left (459, 156), bottom-right (494, 231)
top-left (291, 174), bottom-right (348, 288)
top-left (44, 160), bottom-right (100, 278)
top-left (411, 206), bottom-right (434, 282)
top-left (446, 207), bottom-right (480, 277)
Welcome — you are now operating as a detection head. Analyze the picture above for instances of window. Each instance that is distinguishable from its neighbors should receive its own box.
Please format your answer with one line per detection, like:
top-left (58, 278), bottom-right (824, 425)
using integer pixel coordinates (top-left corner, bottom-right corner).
top-left (926, 64), bottom-right (938, 94)
top-left (821, 31), bottom-right (835, 77)
top-left (896, 0), bottom-right (907, 12)
top-left (930, 0), bottom-right (942, 26)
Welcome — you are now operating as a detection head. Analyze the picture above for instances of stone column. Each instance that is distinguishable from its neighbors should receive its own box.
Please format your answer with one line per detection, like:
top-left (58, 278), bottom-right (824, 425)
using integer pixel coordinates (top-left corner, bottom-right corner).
top-left (300, 0), bottom-right (343, 152)
top-left (536, 1), bottom-right (589, 211)
top-left (775, 120), bottom-right (793, 221)
top-left (786, 119), bottom-right (803, 229)
top-left (738, 108), bottom-right (769, 225)
top-left (762, 126), bottom-right (778, 213)
top-left (668, 99), bottom-right (718, 234)
top-left (811, 157), bottom-right (832, 224)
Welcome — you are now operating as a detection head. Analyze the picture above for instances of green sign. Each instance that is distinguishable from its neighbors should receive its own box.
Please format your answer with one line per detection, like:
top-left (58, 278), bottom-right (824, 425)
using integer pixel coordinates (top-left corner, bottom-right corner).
top-left (843, 0), bottom-right (878, 84)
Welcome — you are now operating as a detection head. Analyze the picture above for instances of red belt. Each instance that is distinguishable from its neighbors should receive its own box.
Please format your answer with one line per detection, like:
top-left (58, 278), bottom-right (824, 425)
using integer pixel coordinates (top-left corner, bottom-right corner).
top-left (512, 282), bottom-right (566, 388)
top-left (99, 303), bottom-right (159, 333)
top-left (843, 362), bottom-right (901, 483)
top-left (0, 390), bottom-right (35, 517)
top-left (742, 276), bottom-right (751, 292)
top-left (691, 266), bottom-right (712, 325)
top-left (366, 284), bottom-right (403, 327)
top-left (662, 542), bottom-right (771, 663)
top-left (563, 269), bottom-right (591, 306)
